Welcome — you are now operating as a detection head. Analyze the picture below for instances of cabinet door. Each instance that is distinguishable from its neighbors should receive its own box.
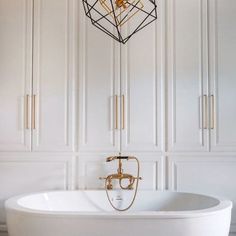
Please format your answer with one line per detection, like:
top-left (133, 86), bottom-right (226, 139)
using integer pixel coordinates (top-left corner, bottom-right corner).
top-left (78, 2), bottom-right (120, 152)
top-left (0, 0), bottom-right (32, 151)
top-left (209, 0), bottom-right (236, 152)
top-left (32, 0), bottom-right (76, 151)
top-left (120, 1), bottom-right (164, 153)
top-left (167, 0), bottom-right (209, 152)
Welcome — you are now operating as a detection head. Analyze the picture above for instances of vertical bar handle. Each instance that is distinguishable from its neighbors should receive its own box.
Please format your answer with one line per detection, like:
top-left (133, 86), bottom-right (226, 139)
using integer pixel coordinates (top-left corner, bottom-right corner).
top-left (115, 95), bottom-right (118, 129)
top-left (203, 95), bottom-right (208, 129)
top-left (210, 95), bottom-right (215, 129)
top-left (32, 95), bottom-right (36, 130)
top-left (25, 95), bottom-right (30, 129)
top-left (122, 95), bottom-right (125, 129)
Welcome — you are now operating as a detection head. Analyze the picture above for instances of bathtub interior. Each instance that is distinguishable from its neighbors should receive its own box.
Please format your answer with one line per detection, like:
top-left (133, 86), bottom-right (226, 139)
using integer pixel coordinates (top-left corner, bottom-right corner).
top-left (16, 191), bottom-right (220, 213)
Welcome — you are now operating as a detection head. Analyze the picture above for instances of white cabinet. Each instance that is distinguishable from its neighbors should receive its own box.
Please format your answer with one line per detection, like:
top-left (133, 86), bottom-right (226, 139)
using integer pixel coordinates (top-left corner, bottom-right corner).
top-left (78, 0), bottom-right (164, 153)
top-left (1, 0), bottom-right (235, 156)
top-left (209, 0), bottom-right (236, 152)
top-left (0, 0), bottom-right (76, 152)
top-left (167, 0), bottom-right (209, 152)
top-left (0, 0), bottom-right (33, 151)
top-left (168, 0), bottom-right (236, 153)
top-left (32, 0), bottom-right (76, 151)
top-left (121, 20), bottom-right (163, 153)
top-left (78, 12), bottom-right (120, 152)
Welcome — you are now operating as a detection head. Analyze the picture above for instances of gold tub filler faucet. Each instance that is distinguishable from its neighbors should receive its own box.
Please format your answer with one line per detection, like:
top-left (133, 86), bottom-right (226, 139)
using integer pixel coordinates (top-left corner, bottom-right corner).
top-left (99, 153), bottom-right (142, 211)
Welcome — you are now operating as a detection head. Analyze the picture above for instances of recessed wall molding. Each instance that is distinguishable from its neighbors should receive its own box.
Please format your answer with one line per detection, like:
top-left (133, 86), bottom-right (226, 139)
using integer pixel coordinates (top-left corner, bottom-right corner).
top-left (208, 0), bottom-right (236, 152)
top-left (32, 0), bottom-right (77, 152)
top-left (167, 0), bottom-right (209, 152)
top-left (0, 0), bottom-right (32, 151)
top-left (168, 156), bottom-right (236, 232)
top-left (78, 0), bottom-right (165, 153)
top-left (77, 154), bottom-right (164, 190)
top-left (0, 157), bottom-right (73, 226)
top-left (78, 1), bottom-right (120, 152)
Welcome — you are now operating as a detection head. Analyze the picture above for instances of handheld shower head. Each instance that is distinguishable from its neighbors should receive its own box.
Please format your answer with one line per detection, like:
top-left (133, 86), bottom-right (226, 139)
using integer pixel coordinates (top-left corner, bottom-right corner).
top-left (106, 155), bottom-right (134, 162)
top-left (106, 156), bottom-right (117, 162)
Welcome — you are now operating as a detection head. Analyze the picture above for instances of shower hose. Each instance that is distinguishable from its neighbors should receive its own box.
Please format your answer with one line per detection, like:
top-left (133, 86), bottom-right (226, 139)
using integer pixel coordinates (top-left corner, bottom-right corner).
top-left (105, 156), bottom-right (140, 211)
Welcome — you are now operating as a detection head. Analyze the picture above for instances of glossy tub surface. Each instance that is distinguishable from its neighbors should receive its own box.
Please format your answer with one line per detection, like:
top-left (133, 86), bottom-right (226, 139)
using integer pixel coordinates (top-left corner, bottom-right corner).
top-left (5, 191), bottom-right (232, 236)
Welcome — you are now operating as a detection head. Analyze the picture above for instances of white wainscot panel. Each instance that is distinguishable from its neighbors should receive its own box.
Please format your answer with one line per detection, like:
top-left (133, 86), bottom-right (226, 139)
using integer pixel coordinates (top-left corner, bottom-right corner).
top-left (0, 160), bottom-right (69, 225)
top-left (168, 156), bottom-right (236, 233)
top-left (77, 154), bottom-right (164, 190)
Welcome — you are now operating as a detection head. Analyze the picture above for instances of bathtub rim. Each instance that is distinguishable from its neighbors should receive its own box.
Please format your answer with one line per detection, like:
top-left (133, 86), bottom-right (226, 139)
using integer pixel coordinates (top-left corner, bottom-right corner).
top-left (5, 190), bottom-right (232, 219)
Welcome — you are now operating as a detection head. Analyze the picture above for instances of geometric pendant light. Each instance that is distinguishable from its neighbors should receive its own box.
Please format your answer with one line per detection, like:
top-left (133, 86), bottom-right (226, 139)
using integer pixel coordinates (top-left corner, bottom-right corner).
top-left (82, 0), bottom-right (158, 44)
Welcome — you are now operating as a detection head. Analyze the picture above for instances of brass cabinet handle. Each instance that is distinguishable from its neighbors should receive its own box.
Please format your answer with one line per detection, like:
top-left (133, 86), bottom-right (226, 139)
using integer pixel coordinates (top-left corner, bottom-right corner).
top-left (122, 95), bottom-right (125, 129)
top-left (203, 95), bottom-right (208, 129)
top-left (210, 95), bottom-right (215, 129)
top-left (32, 95), bottom-right (36, 130)
top-left (25, 95), bottom-right (30, 129)
top-left (115, 95), bottom-right (118, 129)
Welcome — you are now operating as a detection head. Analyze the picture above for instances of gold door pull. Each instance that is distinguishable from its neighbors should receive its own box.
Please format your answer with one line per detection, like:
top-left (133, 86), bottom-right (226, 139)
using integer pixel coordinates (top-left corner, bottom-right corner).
top-left (32, 95), bottom-right (36, 130)
top-left (115, 95), bottom-right (118, 130)
top-left (25, 95), bottom-right (30, 129)
top-left (203, 95), bottom-right (208, 129)
top-left (122, 95), bottom-right (125, 129)
top-left (210, 95), bottom-right (215, 129)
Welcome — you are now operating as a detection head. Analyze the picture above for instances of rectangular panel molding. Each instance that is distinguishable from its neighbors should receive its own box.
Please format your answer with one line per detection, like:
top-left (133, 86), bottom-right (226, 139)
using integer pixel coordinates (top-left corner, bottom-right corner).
top-left (0, 159), bottom-right (70, 223)
top-left (78, 0), bottom-right (120, 152)
top-left (120, 1), bottom-right (164, 153)
top-left (168, 156), bottom-right (236, 232)
top-left (32, 0), bottom-right (77, 151)
top-left (0, 0), bottom-right (33, 151)
top-left (167, 0), bottom-right (209, 152)
top-left (77, 154), bottom-right (164, 190)
top-left (209, 0), bottom-right (236, 152)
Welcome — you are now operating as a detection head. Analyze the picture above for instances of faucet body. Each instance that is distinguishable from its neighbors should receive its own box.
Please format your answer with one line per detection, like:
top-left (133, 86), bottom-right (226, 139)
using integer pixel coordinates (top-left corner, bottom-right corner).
top-left (100, 155), bottom-right (142, 190)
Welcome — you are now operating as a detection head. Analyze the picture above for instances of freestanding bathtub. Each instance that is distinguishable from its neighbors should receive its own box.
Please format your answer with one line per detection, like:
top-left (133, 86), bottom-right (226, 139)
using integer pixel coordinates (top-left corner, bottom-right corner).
top-left (5, 191), bottom-right (232, 236)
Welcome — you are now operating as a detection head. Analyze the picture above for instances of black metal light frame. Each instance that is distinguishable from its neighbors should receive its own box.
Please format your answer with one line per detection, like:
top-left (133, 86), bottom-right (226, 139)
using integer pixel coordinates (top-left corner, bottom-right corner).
top-left (82, 0), bottom-right (158, 44)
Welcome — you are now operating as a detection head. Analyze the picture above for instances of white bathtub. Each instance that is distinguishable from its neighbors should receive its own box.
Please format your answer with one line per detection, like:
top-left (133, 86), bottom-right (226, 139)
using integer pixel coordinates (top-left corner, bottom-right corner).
top-left (5, 191), bottom-right (232, 236)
